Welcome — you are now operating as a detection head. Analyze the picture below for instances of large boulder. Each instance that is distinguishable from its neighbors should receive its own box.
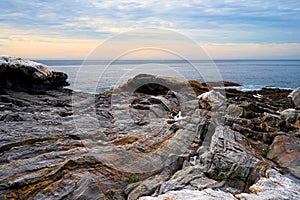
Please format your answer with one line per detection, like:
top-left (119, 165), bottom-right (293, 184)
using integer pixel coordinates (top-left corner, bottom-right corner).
top-left (113, 74), bottom-right (209, 96)
top-left (267, 135), bottom-right (300, 179)
top-left (288, 87), bottom-right (300, 109)
top-left (0, 56), bottom-right (69, 93)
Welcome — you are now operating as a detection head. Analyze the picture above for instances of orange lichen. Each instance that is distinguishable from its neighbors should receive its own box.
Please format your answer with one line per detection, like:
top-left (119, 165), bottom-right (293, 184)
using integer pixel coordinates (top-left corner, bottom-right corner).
top-left (16, 179), bottom-right (51, 197)
top-left (112, 135), bottom-right (138, 145)
top-left (103, 154), bottom-right (117, 160)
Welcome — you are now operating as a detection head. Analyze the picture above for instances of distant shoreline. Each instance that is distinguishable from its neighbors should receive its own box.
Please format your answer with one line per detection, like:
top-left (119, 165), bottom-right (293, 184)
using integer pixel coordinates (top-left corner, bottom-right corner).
top-left (35, 59), bottom-right (300, 66)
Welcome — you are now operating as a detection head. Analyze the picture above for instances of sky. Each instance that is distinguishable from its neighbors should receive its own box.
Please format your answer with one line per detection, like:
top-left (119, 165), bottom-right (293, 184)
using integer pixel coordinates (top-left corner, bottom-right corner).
top-left (0, 0), bottom-right (300, 59)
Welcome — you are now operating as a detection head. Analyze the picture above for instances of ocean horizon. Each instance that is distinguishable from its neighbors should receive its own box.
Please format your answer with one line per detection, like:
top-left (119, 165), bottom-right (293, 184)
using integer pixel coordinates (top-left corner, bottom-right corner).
top-left (37, 59), bottom-right (300, 93)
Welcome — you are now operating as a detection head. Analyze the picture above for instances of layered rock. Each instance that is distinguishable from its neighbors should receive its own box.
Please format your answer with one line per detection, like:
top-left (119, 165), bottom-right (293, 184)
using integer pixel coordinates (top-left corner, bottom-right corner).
top-left (0, 57), bottom-right (299, 200)
top-left (141, 169), bottom-right (300, 200)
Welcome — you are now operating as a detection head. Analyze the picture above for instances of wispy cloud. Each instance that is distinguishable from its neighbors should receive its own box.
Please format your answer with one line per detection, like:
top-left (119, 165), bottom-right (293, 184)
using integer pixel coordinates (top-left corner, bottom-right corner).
top-left (0, 0), bottom-right (300, 58)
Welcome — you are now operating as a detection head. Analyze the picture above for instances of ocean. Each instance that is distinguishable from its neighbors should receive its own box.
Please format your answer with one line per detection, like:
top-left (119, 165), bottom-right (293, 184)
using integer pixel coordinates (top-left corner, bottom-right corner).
top-left (37, 60), bottom-right (300, 93)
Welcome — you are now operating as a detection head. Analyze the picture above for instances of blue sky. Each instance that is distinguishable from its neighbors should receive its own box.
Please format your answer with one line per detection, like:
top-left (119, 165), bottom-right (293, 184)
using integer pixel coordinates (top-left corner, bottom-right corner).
top-left (1, 0), bottom-right (300, 58)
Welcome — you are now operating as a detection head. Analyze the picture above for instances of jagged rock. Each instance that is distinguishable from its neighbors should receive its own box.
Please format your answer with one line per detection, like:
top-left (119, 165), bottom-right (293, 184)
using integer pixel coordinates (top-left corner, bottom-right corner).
top-left (226, 104), bottom-right (243, 117)
top-left (0, 56), bottom-right (69, 93)
top-left (140, 169), bottom-right (300, 200)
top-left (197, 125), bottom-right (264, 192)
top-left (260, 112), bottom-right (281, 132)
top-left (139, 188), bottom-right (237, 200)
top-left (0, 113), bottom-right (24, 121)
top-left (127, 157), bottom-right (184, 200)
top-left (281, 109), bottom-right (300, 121)
top-left (0, 64), bottom-right (299, 200)
top-left (197, 90), bottom-right (227, 111)
top-left (280, 109), bottom-right (300, 131)
top-left (236, 169), bottom-right (300, 200)
top-left (159, 166), bottom-right (203, 193)
top-left (267, 135), bottom-right (300, 179)
top-left (288, 87), bottom-right (300, 109)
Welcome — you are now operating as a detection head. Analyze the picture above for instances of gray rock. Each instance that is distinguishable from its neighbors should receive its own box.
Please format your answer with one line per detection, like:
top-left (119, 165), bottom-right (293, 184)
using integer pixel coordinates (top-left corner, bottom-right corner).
top-left (198, 125), bottom-right (264, 191)
top-left (226, 104), bottom-right (243, 118)
top-left (197, 90), bottom-right (227, 111)
top-left (140, 169), bottom-right (300, 200)
top-left (139, 188), bottom-right (236, 200)
top-left (236, 169), bottom-right (300, 200)
top-left (280, 109), bottom-right (300, 129)
top-left (288, 87), bottom-right (300, 109)
top-left (0, 60), bottom-right (299, 200)
top-left (159, 166), bottom-right (205, 194)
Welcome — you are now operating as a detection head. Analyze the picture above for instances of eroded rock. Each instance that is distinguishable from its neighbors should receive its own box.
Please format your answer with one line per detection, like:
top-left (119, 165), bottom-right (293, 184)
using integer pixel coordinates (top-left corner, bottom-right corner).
top-left (0, 58), bottom-right (299, 200)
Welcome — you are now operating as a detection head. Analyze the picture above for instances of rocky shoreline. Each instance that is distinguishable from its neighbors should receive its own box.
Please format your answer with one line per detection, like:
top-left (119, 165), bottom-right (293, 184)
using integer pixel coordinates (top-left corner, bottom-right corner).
top-left (0, 56), bottom-right (299, 199)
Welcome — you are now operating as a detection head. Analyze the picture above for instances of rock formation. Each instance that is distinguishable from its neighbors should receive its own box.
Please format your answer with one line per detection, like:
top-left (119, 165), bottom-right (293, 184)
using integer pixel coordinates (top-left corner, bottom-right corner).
top-left (289, 87), bottom-right (300, 109)
top-left (0, 56), bottom-right (69, 93)
top-left (0, 57), bottom-right (299, 199)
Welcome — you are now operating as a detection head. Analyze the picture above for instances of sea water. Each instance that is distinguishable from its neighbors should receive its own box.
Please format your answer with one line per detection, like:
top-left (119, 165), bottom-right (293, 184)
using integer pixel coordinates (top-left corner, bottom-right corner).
top-left (37, 59), bottom-right (300, 93)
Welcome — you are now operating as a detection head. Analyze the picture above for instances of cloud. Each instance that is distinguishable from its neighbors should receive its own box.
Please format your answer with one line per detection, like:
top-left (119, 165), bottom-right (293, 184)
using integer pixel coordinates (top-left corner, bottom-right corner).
top-left (1, 0), bottom-right (300, 42)
top-left (0, 0), bottom-right (300, 58)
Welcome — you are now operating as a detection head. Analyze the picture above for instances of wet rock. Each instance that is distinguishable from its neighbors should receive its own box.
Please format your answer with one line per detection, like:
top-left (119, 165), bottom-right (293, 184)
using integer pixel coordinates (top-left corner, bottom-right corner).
top-left (205, 81), bottom-right (241, 87)
top-left (259, 88), bottom-right (292, 101)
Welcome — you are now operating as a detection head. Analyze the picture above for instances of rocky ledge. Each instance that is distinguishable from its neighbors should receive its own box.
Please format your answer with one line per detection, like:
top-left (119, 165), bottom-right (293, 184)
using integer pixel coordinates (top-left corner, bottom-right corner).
top-left (0, 56), bottom-right (69, 94)
top-left (0, 57), bottom-right (299, 200)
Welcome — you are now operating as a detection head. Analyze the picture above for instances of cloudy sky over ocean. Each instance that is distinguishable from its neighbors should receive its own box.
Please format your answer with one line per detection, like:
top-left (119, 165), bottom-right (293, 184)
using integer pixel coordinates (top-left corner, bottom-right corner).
top-left (1, 0), bottom-right (300, 59)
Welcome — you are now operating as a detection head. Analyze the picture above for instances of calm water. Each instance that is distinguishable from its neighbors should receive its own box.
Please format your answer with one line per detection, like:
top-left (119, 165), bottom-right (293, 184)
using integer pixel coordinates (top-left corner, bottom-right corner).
top-left (37, 60), bottom-right (300, 93)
